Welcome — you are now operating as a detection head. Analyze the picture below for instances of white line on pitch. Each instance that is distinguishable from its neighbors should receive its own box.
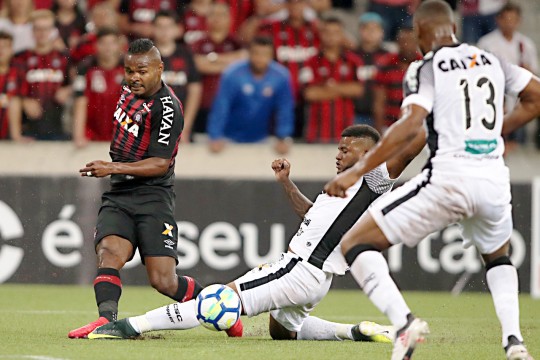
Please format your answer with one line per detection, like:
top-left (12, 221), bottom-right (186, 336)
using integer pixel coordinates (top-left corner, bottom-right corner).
top-left (0, 356), bottom-right (69, 360)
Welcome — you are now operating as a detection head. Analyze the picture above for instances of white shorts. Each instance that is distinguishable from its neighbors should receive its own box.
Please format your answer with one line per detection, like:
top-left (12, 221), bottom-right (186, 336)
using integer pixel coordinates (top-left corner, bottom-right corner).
top-left (369, 169), bottom-right (512, 254)
top-left (234, 252), bottom-right (333, 332)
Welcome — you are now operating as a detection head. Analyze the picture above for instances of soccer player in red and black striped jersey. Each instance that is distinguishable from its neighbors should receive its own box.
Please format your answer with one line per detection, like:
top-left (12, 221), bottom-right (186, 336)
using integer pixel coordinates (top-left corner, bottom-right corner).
top-left (153, 10), bottom-right (202, 142)
top-left (300, 17), bottom-right (364, 143)
top-left (373, 27), bottom-right (421, 133)
top-left (0, 31), bottom-right (19, 141)
top-left (68, 39), bottom-right (239, 339)
top-left (72, 28), bottom-right (124, 147)
top-left (13, 10), bottom-right (71, 140)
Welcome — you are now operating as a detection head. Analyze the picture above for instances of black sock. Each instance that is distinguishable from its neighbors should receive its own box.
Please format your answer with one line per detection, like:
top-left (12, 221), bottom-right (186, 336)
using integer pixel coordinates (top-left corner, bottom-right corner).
top-left (171, 276), bottom-right (203, 302)
top-left (94, 268), bottom-right (122, 321)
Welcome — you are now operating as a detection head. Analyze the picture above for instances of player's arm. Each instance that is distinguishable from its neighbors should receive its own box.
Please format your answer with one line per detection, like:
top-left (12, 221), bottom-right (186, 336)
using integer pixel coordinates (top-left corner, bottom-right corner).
top-left (325, 105), bottom-right (428, 197)
top-left (503, 76), bottom-right (540, 134)
top-left (272, 158), bottom-right (313, 218)
top-left (80, 157), bottom-right (170, 178)
top-left (304, 84), bottom-right (340, 101)
top-left (385, 114), bottom-right (426, 179)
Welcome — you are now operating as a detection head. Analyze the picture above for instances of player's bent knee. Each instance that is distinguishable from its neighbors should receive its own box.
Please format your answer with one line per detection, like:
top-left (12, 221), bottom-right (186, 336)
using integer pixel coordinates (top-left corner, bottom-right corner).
top-left (485, 255), bottom-right (513, 271)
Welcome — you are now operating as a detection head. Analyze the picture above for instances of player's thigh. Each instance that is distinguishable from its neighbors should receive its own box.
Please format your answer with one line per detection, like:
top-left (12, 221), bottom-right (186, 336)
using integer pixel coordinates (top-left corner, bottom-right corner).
top-left (234, 253), bottom-right (330, 317)
top-left (134, 188), bottom-right (178, 265)
top-left (461, 178), bottom-right (513, 255)
top-left (95, 205), bottom-right (137, 261)
top-left (269, 271), bottom-right (333, 333)
top-left (369, 170), bottom-right (469, 247)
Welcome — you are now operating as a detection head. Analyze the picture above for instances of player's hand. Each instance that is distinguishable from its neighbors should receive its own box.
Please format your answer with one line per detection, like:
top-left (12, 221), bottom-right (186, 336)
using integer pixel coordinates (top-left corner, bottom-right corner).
top-left (209, 140), bottom-right (226, 153)
top-left (79, 160), bottom-right (113, 178)
top-left (324, 170), bottom-right (359, 198)
top-left (271, 158), bottom-right (291, 182)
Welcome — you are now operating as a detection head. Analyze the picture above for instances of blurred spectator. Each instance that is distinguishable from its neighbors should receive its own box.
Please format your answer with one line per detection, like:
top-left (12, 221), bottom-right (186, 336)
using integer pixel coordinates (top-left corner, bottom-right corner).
top-left (72, 28), bottom-right (123, 148)
top-left (70, 2), bottom-right (121, 65)
top-left (460, 0), bottom-right (505, 44)
top-left (477, 2), bottom-right (538, 149)
top-left (183, 0), bottom-right (211, 46)
top-left (373, 26), bottom-right (420, 132)
top-left (0, 31), bottom-right (19, 140)
top-left (259, 0), bottom-right (320, 138)
top-left (0, 0), bottom-right (35, 53)
top-left (118, 0), bottom-right (183, 39)
top-left (86, 0), bottom-right (121, 11)
top-left (367, 0), bottom-right (417, 41)
top-left (12, 10), bottom-right (71, 140)
top-left (225, 0), bottom-right (254, 37)
top-left (207, 36), bottom-right (294, 154)
top-left (354, 12), bottom-right (389, 127)
top-left (153, 10), bottom-right (202, 143)
top-left (300, 17), bottom-right (363, 143)
top-left (52, 0), bottom-right (86, 49)
top-left (192, 2), bottom-right (247, 135)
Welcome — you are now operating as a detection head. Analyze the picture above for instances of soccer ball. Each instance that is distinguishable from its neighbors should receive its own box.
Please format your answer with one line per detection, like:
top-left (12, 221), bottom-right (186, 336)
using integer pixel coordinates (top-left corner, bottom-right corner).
top-left (195, 284), bottom-right (241, 331)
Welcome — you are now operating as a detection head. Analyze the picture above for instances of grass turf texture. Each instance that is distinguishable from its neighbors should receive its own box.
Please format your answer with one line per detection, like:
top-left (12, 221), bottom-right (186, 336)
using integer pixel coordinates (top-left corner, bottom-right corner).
top-left (0, 284), bottom-right (538, 360)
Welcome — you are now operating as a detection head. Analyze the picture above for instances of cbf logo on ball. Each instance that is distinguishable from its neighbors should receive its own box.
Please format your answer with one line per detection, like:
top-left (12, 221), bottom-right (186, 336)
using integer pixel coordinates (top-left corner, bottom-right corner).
top-left (196, 284), bottom-right (241, 331)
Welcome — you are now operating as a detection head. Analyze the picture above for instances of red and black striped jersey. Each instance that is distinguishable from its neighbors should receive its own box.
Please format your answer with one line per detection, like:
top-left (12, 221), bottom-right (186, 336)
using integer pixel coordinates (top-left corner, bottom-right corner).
top-left (73, 56), bottom-right (124, 141)
top-left (183, 8), bottom-right (207, 46)
top-left (0, 65), bottom-right (18, 139)
top-left (13, 49), bottom-right (70, 138)
top-left (374, 53), bottom-right (421, 126)
top-left (109, 83), bottom-right (184, 187)
top-left (191, 35), bottom-right (243, 109)
top-left (15, 49), bottom-right (70, 107)
top-left (258, 19), bottom-right (320, 99)
top-left (353, 47), bottom-right (391, 115)
top-left (300, 51), bottom-right (363, 143)
top-left (161, 43), bottom-right (201, 104)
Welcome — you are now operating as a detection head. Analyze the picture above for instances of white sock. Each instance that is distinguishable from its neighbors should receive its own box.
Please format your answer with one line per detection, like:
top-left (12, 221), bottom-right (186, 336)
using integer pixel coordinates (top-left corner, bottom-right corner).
top-left (486, 265), bottom-right (523, 347)
top-left (296, 316), bottom-right (353, 341)
top-left (128, 300), bottom-right (200, 334)
top-left (349, 251), bottom-right (411, 330)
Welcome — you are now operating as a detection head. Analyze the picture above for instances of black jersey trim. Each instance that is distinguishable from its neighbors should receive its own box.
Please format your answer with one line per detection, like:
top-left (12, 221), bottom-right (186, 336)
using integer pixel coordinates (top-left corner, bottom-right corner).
top-left (381, 169), bottom-right (432, 215)
top-left (307, 181), bottom-right (380, 269)
top-left (239, 257), bottom-right (301, 291)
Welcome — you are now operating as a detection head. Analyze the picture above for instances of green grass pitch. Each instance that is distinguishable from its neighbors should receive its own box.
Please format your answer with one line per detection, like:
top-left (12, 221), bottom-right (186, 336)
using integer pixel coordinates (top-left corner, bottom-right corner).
top-left (1, 284), bottom-right (538, 359)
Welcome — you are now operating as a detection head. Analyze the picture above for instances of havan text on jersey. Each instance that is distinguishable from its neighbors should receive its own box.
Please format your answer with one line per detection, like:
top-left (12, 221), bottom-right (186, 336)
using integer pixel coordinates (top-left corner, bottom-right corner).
top-left (158, 95), bottom-right (175, 145)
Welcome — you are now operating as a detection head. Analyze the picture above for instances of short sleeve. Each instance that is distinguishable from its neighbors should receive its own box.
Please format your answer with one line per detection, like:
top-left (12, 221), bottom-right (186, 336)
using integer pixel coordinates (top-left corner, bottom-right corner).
top-left (364, 163), bottom-right (396, 195)
top-left (147, 91), bottom-right (184, 159)
top-left (401, 60), bottom-right (435, 113)
top-left (499, 57), bottom-right (533, 96)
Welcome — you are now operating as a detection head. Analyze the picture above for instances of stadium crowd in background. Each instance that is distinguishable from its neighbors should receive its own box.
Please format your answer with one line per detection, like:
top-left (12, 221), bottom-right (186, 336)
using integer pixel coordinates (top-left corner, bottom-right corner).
top-left (0, 0), bottom-right (538, 151)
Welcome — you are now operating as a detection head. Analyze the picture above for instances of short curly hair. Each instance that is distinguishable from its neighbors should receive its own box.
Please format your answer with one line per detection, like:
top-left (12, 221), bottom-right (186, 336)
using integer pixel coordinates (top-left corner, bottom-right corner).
top-left (128, 38), bottom-right (155, 55)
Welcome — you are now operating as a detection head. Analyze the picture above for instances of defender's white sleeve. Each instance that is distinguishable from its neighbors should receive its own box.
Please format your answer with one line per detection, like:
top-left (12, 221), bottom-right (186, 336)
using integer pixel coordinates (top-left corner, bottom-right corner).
top-left (401, 60), bottom-right (435, 113)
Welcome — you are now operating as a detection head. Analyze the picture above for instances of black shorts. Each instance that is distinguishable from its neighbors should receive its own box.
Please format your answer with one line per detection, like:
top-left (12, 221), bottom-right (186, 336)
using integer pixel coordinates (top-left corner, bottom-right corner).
top-left (94, 185), bottom-right (178, 264)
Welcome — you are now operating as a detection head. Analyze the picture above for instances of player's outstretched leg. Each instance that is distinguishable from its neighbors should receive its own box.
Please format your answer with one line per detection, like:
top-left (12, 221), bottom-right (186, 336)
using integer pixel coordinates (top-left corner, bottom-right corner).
top-left (294, 316), bottom-right (393, 343)
top-left (88, 299), bottom-right (243, 339)
top-left (483, 250), bottom-right (533, 360)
